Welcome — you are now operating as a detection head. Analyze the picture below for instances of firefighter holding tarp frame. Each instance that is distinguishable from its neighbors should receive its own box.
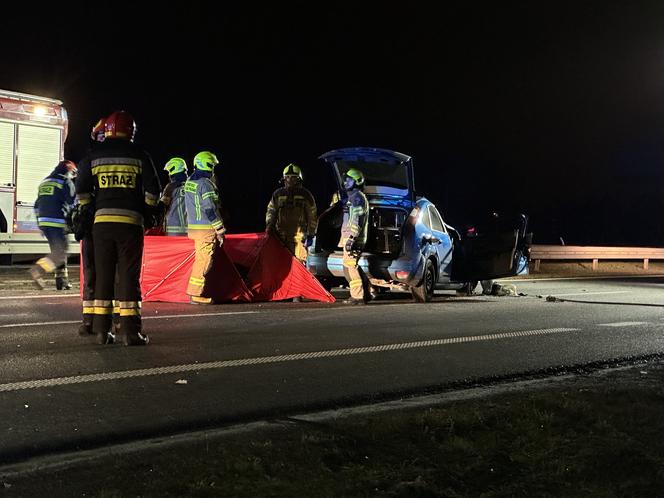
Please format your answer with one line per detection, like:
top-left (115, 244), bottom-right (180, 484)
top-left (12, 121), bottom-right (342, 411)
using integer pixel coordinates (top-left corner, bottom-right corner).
top-left (184, 151), bottom-right (226, 305)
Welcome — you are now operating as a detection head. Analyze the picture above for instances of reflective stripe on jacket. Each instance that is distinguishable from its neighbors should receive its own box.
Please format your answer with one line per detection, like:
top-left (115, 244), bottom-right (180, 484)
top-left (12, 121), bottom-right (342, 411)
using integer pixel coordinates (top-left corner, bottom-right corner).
top-left (161, 180), bottom-right (187, 234)
top-left (35, 173), bottom-right (75, 228)
top-left (265, 185), bottom-right (317, 237)
top-left (75, 138), bottom-right (161, 226)
top-left (184, 178), bottom-right (225, 231)
top-left (339, 188), bottom-right (369, 247)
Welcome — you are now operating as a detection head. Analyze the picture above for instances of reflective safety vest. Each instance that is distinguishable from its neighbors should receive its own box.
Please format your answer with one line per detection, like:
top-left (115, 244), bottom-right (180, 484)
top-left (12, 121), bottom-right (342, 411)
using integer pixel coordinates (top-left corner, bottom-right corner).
top-left (183, 177), bottom-right (225, 232)
top-left (161, 180), bottom-right (187, 235)
top-left (34, 172), bottom-right (75, 229)
top-left (339, 188), bottom-right (369, 247)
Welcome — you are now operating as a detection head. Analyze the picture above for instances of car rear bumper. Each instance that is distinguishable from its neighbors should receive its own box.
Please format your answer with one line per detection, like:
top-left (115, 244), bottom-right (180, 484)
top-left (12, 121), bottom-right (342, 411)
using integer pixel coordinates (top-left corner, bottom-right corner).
top-left (307, 251), bottom-right (424, 287)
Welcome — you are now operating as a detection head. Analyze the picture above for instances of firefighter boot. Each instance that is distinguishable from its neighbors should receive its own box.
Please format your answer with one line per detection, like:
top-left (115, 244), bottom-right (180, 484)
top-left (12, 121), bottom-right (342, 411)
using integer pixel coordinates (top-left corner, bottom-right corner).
top-left (190, 296), bottom-right (213, 305)
top-left (124, 330), bottom-right (149, 346)
top-left (28, 266), bottom-right (46, 290)
top-left (78, 321), bottom-right (93, 336)
top-left (96, 330), bottom-right (116, 345)
top-left (55, 277), bottom-right (72, 290)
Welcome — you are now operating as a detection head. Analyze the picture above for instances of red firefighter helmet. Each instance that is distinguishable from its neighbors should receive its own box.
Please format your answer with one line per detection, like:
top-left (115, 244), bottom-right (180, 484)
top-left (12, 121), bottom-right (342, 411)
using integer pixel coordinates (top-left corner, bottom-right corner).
top-left (63, 160), bottom-right (77, 173)
top-left (57, 160), bottom-right (77, 178)
top-left (104, 111), bottom-right (136, 141)
top-left (90, 118), bottom-right (106, 142)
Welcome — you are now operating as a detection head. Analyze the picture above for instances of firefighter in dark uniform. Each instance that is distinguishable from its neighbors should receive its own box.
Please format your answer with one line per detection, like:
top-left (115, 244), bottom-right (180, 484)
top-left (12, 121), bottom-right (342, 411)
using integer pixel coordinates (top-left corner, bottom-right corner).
top-left (339, 168), bottom-right (371, 304)
top-left (71, 118), bottom-right (105, 336)
top-left (29, 160), bottom-right (77, 290)
top-left (75, 110), bottom-right (161, 345)
top-left (265, 163), bottom-right (317, 263)
top-left (160, 157), bottom-right (188, 236)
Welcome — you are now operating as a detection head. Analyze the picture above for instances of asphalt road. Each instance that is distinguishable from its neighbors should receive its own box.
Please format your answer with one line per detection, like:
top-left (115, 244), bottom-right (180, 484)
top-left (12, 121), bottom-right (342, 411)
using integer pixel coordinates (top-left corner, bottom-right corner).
top-left (2, 268), bottom-right (664, 464)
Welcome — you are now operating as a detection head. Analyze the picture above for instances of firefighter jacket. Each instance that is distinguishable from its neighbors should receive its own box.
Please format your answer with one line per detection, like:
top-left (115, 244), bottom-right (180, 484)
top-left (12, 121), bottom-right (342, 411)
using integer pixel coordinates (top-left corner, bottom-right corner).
top-left (160, 173), bottom-right (188, 235)
top-left (339, 188), bottom-right (369, 248)
top-left (265, 185), bottom-right (317, 238)
top-left (75, 138), bottom-right (161, 226)
top-left (184, 171), bottom-right (225, 232)
top-left (34, 165), bottom-right (75, 229)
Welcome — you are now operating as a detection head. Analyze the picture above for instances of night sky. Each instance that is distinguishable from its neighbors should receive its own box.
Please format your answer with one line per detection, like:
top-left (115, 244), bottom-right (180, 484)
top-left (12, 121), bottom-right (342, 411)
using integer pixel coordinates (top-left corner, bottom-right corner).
top-left (3, 3), bottom-right (664, 245)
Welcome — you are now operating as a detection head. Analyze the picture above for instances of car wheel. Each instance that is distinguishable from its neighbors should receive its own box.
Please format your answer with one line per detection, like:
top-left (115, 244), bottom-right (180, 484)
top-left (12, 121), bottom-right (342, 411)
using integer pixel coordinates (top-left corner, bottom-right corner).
top-left (411, 259), bottom-right (435, 302)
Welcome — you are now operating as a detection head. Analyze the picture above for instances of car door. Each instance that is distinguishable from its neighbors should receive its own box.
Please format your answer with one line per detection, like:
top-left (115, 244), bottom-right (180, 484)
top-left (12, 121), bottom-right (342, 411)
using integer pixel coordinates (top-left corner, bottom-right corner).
top-left (427, 205), bottom-right (453, 282)
top-left (451, 213), bottom-right (531, 282)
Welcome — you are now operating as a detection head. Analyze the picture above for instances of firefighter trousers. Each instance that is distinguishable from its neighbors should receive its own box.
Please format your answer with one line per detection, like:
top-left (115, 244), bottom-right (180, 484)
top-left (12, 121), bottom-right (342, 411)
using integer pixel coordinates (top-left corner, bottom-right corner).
top-left (187, 229), bottom-right (217, 297)
top-left (35, 226), bottom-right (68, 279)
top-left (279, 229), bottom-right (307, 264)
top-left (342, 246), bottom-right (370, 300)
top-left (81, 235), bottom-right (121, 328)
top-left (91, 223), bottom-right (143, 336)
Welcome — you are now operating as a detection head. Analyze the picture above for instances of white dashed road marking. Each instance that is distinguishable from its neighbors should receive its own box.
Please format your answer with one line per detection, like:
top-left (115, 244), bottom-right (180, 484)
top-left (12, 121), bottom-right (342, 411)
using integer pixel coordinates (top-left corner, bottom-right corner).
top-left (0, 327), bottom-right (579, 392)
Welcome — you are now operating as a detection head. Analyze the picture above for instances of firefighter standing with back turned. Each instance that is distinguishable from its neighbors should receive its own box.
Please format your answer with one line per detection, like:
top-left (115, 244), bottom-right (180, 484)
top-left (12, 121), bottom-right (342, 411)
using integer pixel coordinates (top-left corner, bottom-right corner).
top-left (160, 157), bottom-right (188, 236)
top-left (265, 163), bottom-right (317, 260)
top-left (184, 151), bottom-right (225, 304)
top-left (75, 110), bottom-right (161, 345)
top-left (71, 118), bottom-right (106, 336)
top-left (340, 168), bottom-right (371, 304)
top-left (29, 160), bottom-right (77, 290)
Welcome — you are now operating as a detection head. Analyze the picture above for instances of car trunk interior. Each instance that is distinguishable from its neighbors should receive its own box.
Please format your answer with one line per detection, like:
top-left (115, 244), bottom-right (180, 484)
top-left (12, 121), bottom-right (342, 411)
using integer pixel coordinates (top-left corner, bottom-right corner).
top-left (314, 202), bottom-right (407, 257)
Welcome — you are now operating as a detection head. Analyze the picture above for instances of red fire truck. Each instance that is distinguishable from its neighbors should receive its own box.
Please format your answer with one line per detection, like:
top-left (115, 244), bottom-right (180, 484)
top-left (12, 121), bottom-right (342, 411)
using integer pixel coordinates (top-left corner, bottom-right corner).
top-left (0, 89), bottom-right (76, 260)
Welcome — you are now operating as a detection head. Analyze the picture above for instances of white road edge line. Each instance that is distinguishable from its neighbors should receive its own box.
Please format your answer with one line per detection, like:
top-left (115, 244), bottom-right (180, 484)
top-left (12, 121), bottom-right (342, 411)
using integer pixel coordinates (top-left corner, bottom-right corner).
top-left (550, 291), bottom-right (631, 297)
top-left (0, 311), bottom-right (259, 329)
top-left (0, 302), bottom-right (468, 329)
top-left (0, 294), bottom-right (80, 300)
top-left (597, 322), bottom-right (649, 327)
top-left (0, 327), bottom-right (580, 392)
top-left (501, 274), bottom-right (664, 282)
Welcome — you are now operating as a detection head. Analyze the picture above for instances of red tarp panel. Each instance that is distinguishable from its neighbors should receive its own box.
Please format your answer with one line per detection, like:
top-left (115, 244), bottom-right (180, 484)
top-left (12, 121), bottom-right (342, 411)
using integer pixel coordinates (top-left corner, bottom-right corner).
top-left (140, 236), bottom-right (252, 303)
top-left (247, 234), bottom-right (335, 302)
top-left (136, 233), bottom-right (334, 303)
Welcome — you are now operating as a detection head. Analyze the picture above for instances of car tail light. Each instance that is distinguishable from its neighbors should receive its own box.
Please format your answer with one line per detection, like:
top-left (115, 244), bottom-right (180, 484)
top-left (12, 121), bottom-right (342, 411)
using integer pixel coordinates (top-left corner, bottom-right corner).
top-left (396, 271), bottom-right (410, 280)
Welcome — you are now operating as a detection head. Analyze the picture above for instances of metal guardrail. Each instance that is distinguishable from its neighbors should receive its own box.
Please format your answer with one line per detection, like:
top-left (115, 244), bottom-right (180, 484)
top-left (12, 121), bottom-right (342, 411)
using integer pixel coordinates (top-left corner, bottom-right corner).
top-left (530, 244), bottom-right (664, 271)
top-left (0, 233), bottom-right (79, 255)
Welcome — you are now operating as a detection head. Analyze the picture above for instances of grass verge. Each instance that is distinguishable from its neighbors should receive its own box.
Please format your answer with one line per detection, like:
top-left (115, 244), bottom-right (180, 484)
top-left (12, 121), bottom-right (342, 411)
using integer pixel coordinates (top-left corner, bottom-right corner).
top-left (2, 362), bottom-right (664, 497)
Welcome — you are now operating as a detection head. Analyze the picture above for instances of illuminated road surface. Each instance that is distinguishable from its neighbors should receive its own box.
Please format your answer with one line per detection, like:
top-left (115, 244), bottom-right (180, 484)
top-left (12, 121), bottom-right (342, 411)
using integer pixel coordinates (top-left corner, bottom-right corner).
top-left (1, 272), bottom-right (664, 464)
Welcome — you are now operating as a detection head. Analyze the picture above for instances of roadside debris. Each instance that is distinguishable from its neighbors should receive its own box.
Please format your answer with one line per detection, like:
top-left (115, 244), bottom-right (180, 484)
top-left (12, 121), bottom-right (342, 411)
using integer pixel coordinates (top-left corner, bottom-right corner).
top-left (491, 283), bottom-right (517, 297)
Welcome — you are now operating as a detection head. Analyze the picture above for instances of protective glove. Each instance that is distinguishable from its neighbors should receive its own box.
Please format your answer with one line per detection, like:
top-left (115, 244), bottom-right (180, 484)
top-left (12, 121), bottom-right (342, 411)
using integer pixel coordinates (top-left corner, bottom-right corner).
top-left (144, 205), bottom-right (162, 229)
top-left (215, 229), bottom-right (226, 245)
top-left (71, 204), bottom-right (94, 241)
top-left (304, 236), bottom-right (314, 248)
top-left (344, 236), bottom-right (355, 253)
